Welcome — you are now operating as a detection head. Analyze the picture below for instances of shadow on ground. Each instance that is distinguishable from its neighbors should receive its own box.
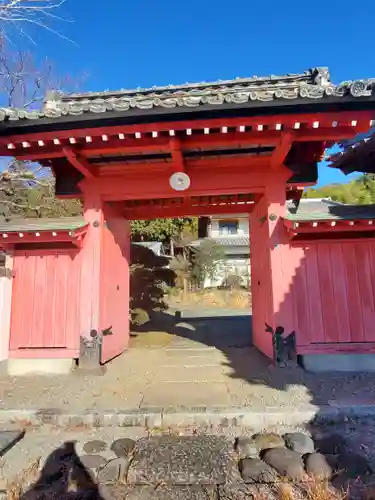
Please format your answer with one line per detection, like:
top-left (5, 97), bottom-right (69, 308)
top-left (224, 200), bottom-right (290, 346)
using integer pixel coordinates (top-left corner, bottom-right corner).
top-left (131, 308), bottom-right (375, 423)
top-left (19, 441), bottom-right (103, 500)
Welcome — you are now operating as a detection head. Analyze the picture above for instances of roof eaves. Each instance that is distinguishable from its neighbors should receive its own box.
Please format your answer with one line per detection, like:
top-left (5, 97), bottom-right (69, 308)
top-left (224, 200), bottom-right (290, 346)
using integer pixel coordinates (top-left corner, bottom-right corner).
top-left (1, 68), bottom-right (374, 123)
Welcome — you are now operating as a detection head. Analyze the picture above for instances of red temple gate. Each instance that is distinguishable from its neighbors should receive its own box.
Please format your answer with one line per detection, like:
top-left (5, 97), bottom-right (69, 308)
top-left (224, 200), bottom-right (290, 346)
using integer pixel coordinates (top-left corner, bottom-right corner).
top-left (0, 67), bottom-right (374, 372)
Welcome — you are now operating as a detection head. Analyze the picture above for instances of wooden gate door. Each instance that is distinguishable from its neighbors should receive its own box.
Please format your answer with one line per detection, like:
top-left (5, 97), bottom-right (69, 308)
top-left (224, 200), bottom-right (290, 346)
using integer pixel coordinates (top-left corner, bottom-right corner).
top-left (9, 250), bottom-right (81, 356)
top-left (100, 214), bottom-right (130, 363)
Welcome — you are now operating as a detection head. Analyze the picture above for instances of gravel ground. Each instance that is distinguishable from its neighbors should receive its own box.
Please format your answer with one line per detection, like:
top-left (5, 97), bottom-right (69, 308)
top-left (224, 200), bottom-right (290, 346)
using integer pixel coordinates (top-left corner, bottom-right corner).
top-left (2, 421), bottom-right (375, 499)
top-left (1, 314), bottom-right (375, 416)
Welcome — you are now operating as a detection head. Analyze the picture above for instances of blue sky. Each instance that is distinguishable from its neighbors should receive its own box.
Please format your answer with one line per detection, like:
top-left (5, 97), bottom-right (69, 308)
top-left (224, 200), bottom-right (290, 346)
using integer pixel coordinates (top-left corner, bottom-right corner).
top-left (21, 0), bottom-right (375, 186)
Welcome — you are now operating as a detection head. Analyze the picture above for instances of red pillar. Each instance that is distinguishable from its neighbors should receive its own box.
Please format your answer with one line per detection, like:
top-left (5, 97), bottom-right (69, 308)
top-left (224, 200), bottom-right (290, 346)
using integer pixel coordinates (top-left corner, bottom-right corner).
top-left (80, 192), bottom-right (104, 339)
top-left (250, 181), bottom-right (292, 359)
top-left (80, 193), bottom-right (130, 364)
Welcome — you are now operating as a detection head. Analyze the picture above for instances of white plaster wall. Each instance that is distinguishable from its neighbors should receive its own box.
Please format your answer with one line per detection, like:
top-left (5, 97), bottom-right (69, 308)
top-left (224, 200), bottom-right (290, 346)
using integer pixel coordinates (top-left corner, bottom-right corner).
top-left (210, 217), bottom-right (249, 237)
top-left (0, 255), bottom-right (13, 362)
top-left (203, 257), bottom-right (251, 288)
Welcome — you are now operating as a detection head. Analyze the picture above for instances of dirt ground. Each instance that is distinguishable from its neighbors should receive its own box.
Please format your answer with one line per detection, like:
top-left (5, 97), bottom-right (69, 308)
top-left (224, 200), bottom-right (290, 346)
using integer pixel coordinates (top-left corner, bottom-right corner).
top-left (1, 311), bottom-right (375, 419)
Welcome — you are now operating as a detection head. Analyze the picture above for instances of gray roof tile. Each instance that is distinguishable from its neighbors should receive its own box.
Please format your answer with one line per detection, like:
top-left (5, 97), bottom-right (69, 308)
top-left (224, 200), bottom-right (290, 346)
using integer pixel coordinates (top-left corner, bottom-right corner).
top-left (0, 68), bottom-right (374, 122)
top-left (286, 199), bottom-right (375, 221)
top-left (191, 236), bottom-right (250, 247)
top-left (0, 216), bottom-right (87, 233)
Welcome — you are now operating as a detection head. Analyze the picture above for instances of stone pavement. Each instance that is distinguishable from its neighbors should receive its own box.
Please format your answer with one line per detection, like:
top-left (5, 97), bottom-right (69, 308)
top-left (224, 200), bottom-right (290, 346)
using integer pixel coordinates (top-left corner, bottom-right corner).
top-left (1, 312), bottom-right (375, 427)
top-left (1, 424), bottom-right (375, 499)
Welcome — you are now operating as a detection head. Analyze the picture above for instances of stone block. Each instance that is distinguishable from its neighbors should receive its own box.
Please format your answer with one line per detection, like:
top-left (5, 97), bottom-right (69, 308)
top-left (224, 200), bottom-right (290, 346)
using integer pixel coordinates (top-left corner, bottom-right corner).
top-left (304, 453), bottom-right (332, 481)
top-left (0, 429), bottom-right (25, 456)
top-left (262, 448), bottom-right (306, 481)
top-left (127, 436), bottom-right (234, 485)
top-left (99, 484), bottom-right (215, 500)
top-left (284, 432), bottom-right (314, 454)
top-left (240, 458), bottom-right (278, 483)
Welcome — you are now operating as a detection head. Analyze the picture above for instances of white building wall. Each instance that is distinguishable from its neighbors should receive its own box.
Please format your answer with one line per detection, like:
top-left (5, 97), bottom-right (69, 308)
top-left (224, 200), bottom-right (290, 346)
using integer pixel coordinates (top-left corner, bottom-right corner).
top-left (0, 255), bottom-right (13, 362)
top-left (209, 216), bottom-right (249, 237)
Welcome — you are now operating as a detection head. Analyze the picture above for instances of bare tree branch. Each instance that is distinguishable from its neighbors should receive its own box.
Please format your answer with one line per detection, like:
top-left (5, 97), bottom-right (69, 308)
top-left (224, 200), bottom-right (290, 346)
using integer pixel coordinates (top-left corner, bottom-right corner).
top-left (0, 43), bottom-right (83, 219)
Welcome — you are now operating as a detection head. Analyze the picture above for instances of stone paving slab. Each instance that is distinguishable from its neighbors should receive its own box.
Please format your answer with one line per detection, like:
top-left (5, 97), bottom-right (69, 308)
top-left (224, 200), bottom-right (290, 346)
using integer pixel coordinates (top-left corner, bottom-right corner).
top-left (0, 429), bottom-right (25, 456)
top-left (2, 424), bottom-right (375, 499)
top-left (127, 436), bottom-right (236, 485)
top-left (100, 484), bottom-right (217, 500)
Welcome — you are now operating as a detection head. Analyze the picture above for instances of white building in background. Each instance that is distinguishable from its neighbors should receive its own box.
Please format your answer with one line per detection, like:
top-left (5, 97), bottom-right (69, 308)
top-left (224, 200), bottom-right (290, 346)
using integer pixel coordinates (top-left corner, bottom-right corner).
top-left (193, 198), bottom-right (338, 288)
top-left (191, 213), bottom-right (251, 288)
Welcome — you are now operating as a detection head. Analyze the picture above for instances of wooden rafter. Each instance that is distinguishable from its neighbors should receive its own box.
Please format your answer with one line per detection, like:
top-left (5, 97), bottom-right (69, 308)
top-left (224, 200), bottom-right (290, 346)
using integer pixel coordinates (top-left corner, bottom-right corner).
top-left (7, 126), bottom-right (367, 162)
top-left (270, 132), bottom-right (294, 169)
top-left (1, 110), bottom-right (372, 148)
top-left (169, 137), bottom-right (185, 172)
top-left (63, 148), bottom-right (97, 179)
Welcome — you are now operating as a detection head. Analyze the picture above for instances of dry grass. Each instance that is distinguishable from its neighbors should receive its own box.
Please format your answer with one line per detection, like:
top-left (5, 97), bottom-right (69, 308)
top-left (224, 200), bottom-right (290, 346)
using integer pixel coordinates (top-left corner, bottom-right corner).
top-left (168, 288), bottom-right (251, 310)
top-left (6, 458), bottom-right (41, 500)
top-left (272, 478), bottom-right (348, 500)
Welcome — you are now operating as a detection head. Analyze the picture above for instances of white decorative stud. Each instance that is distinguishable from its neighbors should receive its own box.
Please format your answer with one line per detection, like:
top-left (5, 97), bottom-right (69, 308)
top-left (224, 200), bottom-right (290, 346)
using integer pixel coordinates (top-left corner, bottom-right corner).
top-left (7, 143), bottom-right (15, 149)
top-left (53, 138), bottom-right (61, 145)
top-left (118, 133), bottom-right (125, 140)
top-left (22, 142), bottom-right (30, 148)
top-left (169, 130), bottom-right (175, 136)
top-left (295, 223), bottom-right (299, 228)
top-left (204, 128), bottom-right (210, 134)
top-left (312, 222), bottom-right (318, 227)
top-left (52, 232), bottom-right (57, 236)
top-left (331, 221), bottom-right (336, 226)
top-left (239, 125), bottom-right (246, 132)
top-left (351, 120), bottom-right (358, 127)
top-left (186, 129), bottom-right (192, 135)
top-left (368, 221), bottom-right (374, 225)
top-left (152, 131), bottom-right (158, 138)
top-left (35, 232), bottom-right (40, 237)
top-left (19, 233), bottom-right (24, 238)
top-left (135, 132), bottom-right (141, 139)
top-left (169, 172), bottom-right (191, 191)
top-left (332, 121), bottom-right (338, 127)
top-left (2, 234), bottom-right (7, 238)
top-left (313, 121), bottom-right (320, 128)
top-left (275, 124), bottom-right (282, 130)
top-left (257, 124), bottom-right (264, 131)
top-left (349, 221), bottom-right (354, 226)
top-left (69, 137), bottom-right (76, 144)
top-left (38, 140), bottom-right (45, 146)
top-left (85, 136), bottom-right (92, 143)
top-left (221, 126), bottom-right (228, 133)
top-left (101, 134), bottom-right (108, 141)
top-left (293, 122), bottom-right (301, 129)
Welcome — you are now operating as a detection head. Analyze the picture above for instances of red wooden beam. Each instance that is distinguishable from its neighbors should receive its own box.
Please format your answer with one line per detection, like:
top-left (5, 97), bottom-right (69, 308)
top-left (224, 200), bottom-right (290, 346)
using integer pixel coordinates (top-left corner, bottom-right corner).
top-left (63, 148), bottom-right (97, 179)
top-left (169, 137), bottom-right (185, 172)
top-left (7, 126), bottom-right (366, 162)
top-left (270, 132), bottom-right (293, 169)
top-left (1, 110), bottom-right (372, 148)
top-left (95, 156), bottom-right (271, 176)
top-left (284, 219), bottom-right (375, 233)
top-left (0, 232), bottom-right (86, 247)
top-left (125, 202), bottom-right (256, 220)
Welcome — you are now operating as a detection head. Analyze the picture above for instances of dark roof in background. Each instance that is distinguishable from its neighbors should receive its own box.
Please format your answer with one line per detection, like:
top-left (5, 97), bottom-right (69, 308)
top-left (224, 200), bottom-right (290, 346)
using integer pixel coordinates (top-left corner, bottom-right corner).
top-left (191, 236), bottom-right (250, 247)
top-left (328, 126), bottom-right (375, 174)
top-left (0, 67), bottom-right (374, 126)
top-left (0, 217), bottom-right (87, 233)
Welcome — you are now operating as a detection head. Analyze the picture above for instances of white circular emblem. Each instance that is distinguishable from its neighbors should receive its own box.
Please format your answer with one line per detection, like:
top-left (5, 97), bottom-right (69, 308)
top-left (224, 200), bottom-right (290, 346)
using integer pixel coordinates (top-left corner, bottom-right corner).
top-left (169, 172), bottom-right (191, 191)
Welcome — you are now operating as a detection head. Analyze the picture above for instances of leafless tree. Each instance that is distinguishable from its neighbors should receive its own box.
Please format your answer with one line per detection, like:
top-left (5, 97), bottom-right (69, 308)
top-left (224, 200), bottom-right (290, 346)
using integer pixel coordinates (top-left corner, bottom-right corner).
top-left (0, 0), bottom-right (69, 41)
top-left (0, 42), bottom-right (82, 218)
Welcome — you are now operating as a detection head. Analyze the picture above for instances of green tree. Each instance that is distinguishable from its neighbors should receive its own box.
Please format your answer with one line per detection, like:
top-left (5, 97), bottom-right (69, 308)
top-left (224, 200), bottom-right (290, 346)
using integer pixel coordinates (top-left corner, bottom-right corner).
top-left (131, 218), bottom-right (198, 243)
top-left (190, 239), bottom-right (225, 286)
top-left (304, 175), bottom-right (375, 205)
